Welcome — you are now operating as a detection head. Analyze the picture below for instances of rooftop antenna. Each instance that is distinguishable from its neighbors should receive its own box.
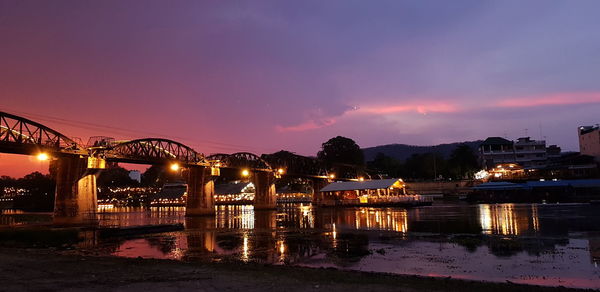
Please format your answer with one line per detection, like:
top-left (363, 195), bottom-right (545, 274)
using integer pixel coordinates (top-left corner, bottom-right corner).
top-left (524, 128), bottom-right (528, 137)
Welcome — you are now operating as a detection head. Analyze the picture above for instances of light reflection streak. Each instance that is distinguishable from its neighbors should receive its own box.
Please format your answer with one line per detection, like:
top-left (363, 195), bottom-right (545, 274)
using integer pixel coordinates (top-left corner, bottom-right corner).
top-left (478, 204), bottom-right (540, 236)
top-left (216, 205), bottom-right (254, 229)
top-left (299, 204), bottom-right (314, 228)
top-left (332, 223), bottom-right (338, 249)
top-left (352, 208), bottom-right (408, 233)
top-left (532, 205), bottom-right (540, 232)
top-left (242, 232), bottom-right (249, 262)
top-left (277, 239), bottom-right (286, 262)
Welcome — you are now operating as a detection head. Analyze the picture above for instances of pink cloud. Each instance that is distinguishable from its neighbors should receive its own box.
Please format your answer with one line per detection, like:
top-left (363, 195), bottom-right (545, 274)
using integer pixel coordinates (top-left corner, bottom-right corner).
top-left (497, 92), bottom-right (600, 108)
top-left (275, 118), bottom-right (336, 132)
top-left (358, 102), bottom-right (459, 115)
top-left (275, 101), bottom-right (460, 132)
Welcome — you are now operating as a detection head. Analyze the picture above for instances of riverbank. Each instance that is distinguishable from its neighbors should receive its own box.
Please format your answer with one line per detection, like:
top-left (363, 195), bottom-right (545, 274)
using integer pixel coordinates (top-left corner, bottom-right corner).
top-left (0, 247), bottom-right (592, 292)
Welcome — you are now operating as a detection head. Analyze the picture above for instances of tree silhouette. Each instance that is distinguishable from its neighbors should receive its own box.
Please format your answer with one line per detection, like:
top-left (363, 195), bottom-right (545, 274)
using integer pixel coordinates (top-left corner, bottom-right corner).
top-left (317, 136), bottom-right (364, 167)
top-left (448, 144), bottom-right (479, 179)
top-left (317, 136), bottom-right (365, 178)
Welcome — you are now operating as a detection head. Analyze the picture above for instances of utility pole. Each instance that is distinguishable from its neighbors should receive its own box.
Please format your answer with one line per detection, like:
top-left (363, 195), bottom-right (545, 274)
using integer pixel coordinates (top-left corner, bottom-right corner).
top-left (433, 154), bottom-right (437, 180)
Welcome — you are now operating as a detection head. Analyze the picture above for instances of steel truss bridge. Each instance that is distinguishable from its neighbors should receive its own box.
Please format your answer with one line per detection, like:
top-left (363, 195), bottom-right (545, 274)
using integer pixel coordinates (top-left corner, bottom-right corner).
top-left (0, 110), bottom-right (375, 224)
top-left (0, 111), bottom-right (368, 178)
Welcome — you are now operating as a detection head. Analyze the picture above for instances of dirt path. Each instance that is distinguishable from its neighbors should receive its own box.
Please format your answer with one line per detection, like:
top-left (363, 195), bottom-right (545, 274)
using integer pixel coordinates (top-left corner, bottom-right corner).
top-left (0, 248), bottom-right (590, 292)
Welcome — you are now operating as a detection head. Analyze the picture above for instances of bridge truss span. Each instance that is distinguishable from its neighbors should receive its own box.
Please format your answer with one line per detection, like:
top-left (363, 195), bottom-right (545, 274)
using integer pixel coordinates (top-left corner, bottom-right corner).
top-left (261, 151), bottom-right (328, 178)
top-left (0, 111), bottom-right (82, 155)
top-left (207, 152), bottom-right (273, 172)
top-left (102, 138), bottom-right (206, 165)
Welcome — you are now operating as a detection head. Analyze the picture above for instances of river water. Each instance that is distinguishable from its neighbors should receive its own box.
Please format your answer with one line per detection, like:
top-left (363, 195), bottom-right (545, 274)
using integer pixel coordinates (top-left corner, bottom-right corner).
top-left (3, 203), bottom-right (600, 289)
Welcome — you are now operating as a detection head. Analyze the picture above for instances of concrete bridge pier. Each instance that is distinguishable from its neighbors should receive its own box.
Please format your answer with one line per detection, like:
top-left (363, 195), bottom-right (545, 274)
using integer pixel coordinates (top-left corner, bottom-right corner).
top-left (53, 156), bottom-right (100, 225)
top-left (185, 166), bottom-right (215, 216)
top-left (253, 171), bottom-right (276, 210)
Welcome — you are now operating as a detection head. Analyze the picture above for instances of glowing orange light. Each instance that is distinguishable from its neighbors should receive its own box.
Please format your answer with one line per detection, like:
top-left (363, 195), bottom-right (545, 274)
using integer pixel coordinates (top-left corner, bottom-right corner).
top-left (329, 174), bottom-right (335, 179)
top-left (241, 169), bottom-right (250, 177)
top-left (170, 163), bottom-right (180, 171)
top-left (36, 153), bottom-right (49, 161)
top-left (277, 168), bottom-right (285, 175)
top-left (358, 177), bottom-right (364, 181)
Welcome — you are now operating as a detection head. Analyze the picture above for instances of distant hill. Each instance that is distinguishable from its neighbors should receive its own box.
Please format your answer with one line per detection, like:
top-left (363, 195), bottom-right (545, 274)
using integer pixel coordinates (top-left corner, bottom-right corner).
top-left (362, 141), bottom-right (483, 162)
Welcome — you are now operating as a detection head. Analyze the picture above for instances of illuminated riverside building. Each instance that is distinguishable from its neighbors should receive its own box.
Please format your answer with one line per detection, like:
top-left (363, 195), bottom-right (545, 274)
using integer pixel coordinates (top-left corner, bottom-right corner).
top-left (148, 183), bottom-right (186, 206)
top-left (316, 178), bottom-right (429, 207)
top-left (214, 182), bottom-right (255, 204)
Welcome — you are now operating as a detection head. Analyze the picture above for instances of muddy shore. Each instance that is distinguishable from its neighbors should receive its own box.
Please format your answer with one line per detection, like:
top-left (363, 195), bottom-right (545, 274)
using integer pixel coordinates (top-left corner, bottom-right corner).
top-left (0, 247), bottom-right (592, 292)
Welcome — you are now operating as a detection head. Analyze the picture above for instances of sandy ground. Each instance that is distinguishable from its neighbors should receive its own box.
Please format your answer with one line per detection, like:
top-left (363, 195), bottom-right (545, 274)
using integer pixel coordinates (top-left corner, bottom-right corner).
top-left (0, 248), bottom-right (592, 292)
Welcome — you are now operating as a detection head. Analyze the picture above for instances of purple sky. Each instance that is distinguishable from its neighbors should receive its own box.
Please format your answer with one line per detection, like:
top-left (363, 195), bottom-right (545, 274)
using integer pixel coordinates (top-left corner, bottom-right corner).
top-left (2, 0), bottom-right (600, 175)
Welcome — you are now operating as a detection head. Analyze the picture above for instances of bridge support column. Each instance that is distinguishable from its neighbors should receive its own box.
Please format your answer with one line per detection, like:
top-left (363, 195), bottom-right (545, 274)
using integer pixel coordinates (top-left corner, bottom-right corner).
top-left (186, 166), bottom-right (215, 216)
top-left (53, 156), bottom-right (99, 225)
top-left (253, 172), bottom-right (276, 210)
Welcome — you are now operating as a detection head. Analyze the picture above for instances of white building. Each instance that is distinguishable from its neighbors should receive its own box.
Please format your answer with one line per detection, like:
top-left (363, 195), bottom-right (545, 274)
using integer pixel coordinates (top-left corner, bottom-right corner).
top-left (513, 137), bottom-right (547, 168)
top-left (579, 125), bottom-right (600, 161)
top-left (480, 137), bottom-right (549, 169)
top-left (479, 137), bottom-right (515, 169)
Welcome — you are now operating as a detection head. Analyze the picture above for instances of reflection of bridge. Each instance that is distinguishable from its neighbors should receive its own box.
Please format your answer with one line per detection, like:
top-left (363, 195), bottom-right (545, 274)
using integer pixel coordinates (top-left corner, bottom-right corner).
top-left (0, 111), bottom-right (364, 224)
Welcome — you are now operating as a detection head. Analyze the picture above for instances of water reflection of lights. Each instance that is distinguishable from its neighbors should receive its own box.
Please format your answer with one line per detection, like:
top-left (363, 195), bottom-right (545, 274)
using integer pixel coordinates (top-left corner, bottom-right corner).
top-left (242, 233), bottom-right (250, 262)
top-left (277, 239), bottom-right (286, 262)
top-left (301, 205), bottom-right (310, 216)
top-left (480, 205), bottom-right (492, 233)
top-left (332, 223), bottom-right (337, 239)
top-left (299, 204), bottom-right (314, 229)
top-left (97, 206), bottom-right (185, 227)
top-left (216, 205), bottom-right (255, 229)
top-left (332, 223), bottom-right (338, 249)
top-left (532, 205), bottom-right (540, 232)
top-left (354, 208), bottom-right (408, 233)
top-left (478, 204), bottom-right (540, 235)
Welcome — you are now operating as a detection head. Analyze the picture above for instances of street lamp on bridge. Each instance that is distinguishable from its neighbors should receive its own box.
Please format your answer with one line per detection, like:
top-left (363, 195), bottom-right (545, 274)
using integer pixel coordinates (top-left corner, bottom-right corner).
top-left (36, 152), bottom-right (49, 161)
top-left (169, 162), bottom-right (180, 172)
top-left (241, 169), bottom-right (250, 177)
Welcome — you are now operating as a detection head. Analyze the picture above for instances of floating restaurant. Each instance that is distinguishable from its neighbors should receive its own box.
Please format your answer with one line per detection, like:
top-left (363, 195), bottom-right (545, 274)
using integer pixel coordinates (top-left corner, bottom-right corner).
top-left (316, 178), bottom-right (431, 207)
top-left (471, 179), bottom-right (600, 203)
